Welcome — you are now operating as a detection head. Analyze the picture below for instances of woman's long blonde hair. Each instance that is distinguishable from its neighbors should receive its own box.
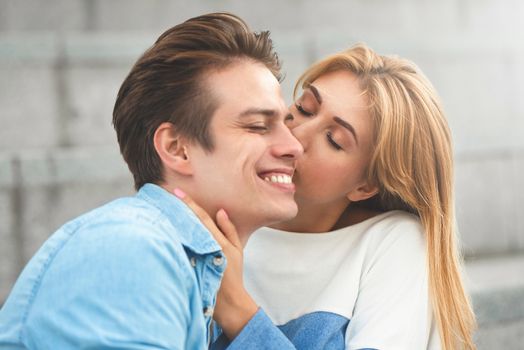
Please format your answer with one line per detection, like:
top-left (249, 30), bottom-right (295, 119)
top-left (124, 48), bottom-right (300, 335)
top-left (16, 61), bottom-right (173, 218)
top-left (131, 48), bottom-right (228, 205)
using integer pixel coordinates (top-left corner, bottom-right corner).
top-left (295, 44), bottom-right (476, 349)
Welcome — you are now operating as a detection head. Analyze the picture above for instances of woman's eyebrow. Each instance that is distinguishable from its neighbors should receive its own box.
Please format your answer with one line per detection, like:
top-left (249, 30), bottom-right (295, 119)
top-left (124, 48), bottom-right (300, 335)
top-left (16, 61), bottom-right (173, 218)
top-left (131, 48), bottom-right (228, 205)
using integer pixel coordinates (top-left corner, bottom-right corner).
top-left (334, 116), bottom-right (358, 145)
top-left (307, 84), bottom-right (323, 105)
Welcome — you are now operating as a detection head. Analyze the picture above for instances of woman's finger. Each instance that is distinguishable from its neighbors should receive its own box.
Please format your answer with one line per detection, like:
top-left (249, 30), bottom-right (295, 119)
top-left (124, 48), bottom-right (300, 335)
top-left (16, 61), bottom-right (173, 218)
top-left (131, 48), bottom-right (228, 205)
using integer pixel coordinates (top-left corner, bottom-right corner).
top-left (216, 209), bottom-right (242, 249)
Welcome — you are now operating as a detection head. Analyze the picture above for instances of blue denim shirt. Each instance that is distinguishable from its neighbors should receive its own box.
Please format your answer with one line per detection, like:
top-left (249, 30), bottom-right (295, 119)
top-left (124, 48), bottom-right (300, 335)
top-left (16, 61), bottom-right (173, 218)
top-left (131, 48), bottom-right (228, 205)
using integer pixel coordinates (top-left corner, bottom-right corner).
top-left (0, 183), bottom-right (229, 349)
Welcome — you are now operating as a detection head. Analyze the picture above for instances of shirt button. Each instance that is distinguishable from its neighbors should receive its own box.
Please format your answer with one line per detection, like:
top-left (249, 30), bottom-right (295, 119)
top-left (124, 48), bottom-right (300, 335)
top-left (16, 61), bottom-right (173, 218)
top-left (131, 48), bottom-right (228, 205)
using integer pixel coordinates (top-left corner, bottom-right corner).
top-left (203, 306), bottom-right (214, 317)
top-left (212, 255), bottom-right (224, 266)
top-left (190, 257), bottom-right (197, 267)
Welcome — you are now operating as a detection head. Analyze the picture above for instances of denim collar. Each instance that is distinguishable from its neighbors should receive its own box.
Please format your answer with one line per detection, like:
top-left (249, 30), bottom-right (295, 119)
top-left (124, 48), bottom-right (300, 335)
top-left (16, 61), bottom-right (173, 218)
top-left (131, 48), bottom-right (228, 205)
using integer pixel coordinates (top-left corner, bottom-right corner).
top-left (137, 183), bottom-right (221, 255)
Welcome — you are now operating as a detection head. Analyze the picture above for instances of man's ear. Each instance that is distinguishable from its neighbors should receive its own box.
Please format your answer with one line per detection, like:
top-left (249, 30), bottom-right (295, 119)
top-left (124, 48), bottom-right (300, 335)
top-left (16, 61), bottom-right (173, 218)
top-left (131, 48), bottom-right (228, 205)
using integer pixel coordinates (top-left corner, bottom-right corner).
top-left (346, 181), bottom-right (379, 202)
top-left (153, 122), bottom-right (193, 176)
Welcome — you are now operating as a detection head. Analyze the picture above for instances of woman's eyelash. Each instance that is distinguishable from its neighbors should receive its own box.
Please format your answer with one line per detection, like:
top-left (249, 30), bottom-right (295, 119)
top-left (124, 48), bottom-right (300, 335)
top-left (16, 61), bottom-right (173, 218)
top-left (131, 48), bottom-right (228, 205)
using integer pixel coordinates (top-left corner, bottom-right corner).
top-left (327, 131), bottom-right (342, 150)
top-left (295, 103), bottom-right (313, 117)
top-left (294, 103), bottom-right (342, 150)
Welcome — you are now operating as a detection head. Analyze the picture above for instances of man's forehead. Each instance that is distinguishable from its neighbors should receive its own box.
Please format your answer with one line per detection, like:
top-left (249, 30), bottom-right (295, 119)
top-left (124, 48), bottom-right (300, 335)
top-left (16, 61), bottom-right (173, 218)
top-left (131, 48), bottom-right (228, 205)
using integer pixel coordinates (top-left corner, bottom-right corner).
top-left (205, 62), bottom-right (288, 120)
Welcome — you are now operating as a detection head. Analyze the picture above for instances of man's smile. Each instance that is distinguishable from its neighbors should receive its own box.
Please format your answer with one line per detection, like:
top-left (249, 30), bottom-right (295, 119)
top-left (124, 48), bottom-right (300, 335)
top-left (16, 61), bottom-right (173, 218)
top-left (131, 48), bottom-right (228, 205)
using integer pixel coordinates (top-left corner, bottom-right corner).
top-left (257, 169), bottom-right (295, 192)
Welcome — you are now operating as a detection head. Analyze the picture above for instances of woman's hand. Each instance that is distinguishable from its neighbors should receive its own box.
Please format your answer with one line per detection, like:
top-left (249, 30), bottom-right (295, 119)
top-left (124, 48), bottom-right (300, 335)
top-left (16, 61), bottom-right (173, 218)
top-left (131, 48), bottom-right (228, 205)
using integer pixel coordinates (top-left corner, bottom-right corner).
top-left (173, 188), bottom-right (258, 340)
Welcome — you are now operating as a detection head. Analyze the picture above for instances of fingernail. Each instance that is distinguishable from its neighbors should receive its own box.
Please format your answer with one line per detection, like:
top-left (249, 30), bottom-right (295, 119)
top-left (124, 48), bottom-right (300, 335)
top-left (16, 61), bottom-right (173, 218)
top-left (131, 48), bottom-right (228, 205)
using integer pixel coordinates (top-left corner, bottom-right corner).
top-left (219, 209), bottom-right (229, 220)
top-left (173, 188), bottom-right (186, 199)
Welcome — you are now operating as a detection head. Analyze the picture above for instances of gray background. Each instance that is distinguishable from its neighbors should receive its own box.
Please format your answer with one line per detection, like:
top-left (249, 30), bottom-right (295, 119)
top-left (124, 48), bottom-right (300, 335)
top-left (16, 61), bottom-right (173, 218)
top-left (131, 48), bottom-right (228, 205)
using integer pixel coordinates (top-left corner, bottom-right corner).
top-left (1, 0), bottom-right (523, 348)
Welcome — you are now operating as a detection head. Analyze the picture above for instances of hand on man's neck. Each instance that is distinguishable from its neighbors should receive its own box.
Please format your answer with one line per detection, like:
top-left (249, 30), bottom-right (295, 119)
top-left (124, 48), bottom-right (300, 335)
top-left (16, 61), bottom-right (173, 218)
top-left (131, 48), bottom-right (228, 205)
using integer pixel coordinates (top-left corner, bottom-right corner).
top-left (160, 182), bottom-right (256, 247)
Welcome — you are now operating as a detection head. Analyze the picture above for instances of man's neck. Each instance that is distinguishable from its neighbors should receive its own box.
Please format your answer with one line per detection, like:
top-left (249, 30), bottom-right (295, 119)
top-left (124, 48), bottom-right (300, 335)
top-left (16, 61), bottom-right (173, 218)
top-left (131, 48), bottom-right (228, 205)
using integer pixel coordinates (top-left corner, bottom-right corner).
top-left (160, 181), bottom-right (256, 247)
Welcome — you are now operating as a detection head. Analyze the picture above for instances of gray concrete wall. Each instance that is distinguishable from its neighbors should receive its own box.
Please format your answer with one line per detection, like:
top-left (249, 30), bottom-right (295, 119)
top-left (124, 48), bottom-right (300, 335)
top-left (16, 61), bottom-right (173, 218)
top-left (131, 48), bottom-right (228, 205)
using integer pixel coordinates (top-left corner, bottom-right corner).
top-left (1, 1), bottom-right (523, 348)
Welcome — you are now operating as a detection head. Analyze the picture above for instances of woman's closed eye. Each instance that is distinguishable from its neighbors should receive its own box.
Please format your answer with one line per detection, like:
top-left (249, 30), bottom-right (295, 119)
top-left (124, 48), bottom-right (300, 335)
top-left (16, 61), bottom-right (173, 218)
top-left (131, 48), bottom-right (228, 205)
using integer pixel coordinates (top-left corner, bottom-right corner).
top-left (327, 131), bottom-right (343, 150)
top-left (295, 103), bottom-right (314, 117)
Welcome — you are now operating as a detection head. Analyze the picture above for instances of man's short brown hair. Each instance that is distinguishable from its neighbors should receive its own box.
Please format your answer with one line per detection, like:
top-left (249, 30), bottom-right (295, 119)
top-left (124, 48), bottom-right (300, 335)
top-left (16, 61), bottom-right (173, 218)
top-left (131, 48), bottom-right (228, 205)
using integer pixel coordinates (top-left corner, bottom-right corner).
top-left (113, 12), bottom-right (281, 190)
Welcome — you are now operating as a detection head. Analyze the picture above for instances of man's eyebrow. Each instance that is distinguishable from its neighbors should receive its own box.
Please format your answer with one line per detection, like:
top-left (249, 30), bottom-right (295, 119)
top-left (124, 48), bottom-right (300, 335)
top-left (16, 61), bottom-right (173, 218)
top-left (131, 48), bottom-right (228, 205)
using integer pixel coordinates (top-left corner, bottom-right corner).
top-left (239, 108), bottom-right (278, 118)
top-left (307, 84), bottom-right (322, 105)
top-left (334, 116), bottom-right (359, 145)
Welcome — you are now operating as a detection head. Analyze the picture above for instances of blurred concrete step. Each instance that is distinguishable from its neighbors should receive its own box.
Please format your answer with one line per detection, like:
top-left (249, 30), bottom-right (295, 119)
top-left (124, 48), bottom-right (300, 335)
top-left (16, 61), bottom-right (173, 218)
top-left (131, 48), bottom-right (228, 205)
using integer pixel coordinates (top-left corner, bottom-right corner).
top-left (465, 254), bottom-right (524, 349)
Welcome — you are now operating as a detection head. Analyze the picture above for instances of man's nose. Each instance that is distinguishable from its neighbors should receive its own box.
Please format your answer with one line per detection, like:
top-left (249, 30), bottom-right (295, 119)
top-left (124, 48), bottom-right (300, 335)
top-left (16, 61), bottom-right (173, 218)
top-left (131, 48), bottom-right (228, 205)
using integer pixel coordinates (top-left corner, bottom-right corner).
top-left (288, 119), bottom-right (312, 151)
top-left (271, 125), bottom-right (304, 159)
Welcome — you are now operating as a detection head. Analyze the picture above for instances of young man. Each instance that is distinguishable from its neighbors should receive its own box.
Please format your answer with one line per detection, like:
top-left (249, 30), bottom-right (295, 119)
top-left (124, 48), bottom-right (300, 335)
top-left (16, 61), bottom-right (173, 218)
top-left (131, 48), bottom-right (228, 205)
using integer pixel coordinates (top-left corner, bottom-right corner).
top-left (0, 13), bottom-right (302, 349)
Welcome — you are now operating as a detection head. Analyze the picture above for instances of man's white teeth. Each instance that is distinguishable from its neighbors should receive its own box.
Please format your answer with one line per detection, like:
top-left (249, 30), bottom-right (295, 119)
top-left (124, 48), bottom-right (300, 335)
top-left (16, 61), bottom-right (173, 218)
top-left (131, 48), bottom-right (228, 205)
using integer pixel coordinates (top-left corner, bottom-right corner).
top-left (264, 174), bottom-right (292, 184)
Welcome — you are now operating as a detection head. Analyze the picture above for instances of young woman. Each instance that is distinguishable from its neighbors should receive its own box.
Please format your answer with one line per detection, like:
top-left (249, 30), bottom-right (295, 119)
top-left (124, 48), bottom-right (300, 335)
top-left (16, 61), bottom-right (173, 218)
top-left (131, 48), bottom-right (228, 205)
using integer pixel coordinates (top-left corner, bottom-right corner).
top-left (178, 43), bottom-right (477, 349)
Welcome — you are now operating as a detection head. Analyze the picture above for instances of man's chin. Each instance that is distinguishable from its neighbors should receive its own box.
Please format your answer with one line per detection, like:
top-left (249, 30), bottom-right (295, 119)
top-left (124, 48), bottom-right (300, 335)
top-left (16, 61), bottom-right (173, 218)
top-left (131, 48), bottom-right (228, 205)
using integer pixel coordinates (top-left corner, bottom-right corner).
top-left (265, 202), bottom-right (298, 226)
